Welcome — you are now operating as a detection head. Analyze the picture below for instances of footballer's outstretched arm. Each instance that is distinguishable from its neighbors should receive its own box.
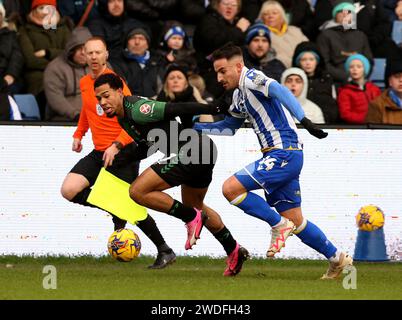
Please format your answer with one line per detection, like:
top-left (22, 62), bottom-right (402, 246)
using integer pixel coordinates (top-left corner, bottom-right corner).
top-left (193, 116), bottom-right (245, 136)
top-left (125, 97), bottom-right (227, 125)
top-left (268, 81), bottom-right (328, 139)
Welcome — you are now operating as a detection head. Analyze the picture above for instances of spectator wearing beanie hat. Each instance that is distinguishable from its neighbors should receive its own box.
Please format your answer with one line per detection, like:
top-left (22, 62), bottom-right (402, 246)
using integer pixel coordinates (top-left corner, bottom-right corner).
top-left (243, 23), bottom-right (285, 82)
top-left (337, 54), bottom-right (381, 124)
top-left (316, 0), bottom-right (373, 84)
top-left (367, 59), bottom-right (402, 124)
top-left (18, 0), bottom-right (71, 119)
top-left (110, 26), bottom-right (165, 99)
top-left (292, 41), bottom-right (339, 123)
top-left (314, 0), bottom-right (401, 60)
top-left (158, 21), bottom-right (197, 73)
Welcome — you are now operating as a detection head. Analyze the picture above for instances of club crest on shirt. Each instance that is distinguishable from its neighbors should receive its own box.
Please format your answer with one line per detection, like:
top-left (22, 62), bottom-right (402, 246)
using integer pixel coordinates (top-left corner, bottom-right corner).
top-left (246, 69), bottom-right (267, 86)
top-left (96, 104), bottom-right (104, 116)
top-left (140, 104), bottom-right (152, 114)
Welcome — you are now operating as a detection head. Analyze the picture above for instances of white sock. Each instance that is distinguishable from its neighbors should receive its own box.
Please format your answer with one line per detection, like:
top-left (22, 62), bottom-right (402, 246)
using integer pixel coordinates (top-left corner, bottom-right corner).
top-left (272, 216), bottom-right (286, 228)
top-left (329, 250), bottom-right (341, 263)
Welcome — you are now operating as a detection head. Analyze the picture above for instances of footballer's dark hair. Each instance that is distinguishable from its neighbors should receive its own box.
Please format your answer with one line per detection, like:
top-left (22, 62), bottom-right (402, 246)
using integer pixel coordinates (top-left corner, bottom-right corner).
top-left (94, 73), bottom-right (124, 90)
top-left (211, 43), bottom-right (243, 62)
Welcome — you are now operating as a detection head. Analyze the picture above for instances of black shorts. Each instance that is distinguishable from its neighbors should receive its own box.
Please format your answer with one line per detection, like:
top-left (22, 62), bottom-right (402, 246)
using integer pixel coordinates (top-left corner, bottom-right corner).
top-left (70, 143), bottom-right (140, 186)
top-left (151, 134), bottom-right (217, 189)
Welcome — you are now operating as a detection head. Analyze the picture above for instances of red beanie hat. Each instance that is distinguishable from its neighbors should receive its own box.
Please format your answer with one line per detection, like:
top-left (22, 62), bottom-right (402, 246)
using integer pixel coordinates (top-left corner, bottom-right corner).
top-left (31, 0), bottom-right (57, 10)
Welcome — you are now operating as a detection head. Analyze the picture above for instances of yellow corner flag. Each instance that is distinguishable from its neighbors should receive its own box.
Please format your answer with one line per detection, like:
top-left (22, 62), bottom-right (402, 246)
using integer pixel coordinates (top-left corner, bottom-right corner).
top-left (87, 168), bottom-right (147, 225)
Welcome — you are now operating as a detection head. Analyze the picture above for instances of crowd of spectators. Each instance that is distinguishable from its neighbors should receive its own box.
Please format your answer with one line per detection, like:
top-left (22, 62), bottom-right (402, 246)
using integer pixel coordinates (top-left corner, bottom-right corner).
top-left (0, 0), bottom-right (401, 124)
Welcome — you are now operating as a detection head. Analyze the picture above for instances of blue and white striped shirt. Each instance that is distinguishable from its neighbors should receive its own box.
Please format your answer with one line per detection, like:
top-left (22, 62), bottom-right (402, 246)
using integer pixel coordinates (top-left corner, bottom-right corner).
top-left (229, 67), bottom-right (304, 150)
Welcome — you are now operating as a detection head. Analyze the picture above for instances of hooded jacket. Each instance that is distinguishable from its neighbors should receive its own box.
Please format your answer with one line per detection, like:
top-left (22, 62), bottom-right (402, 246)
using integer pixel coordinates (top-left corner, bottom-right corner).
top-left (281, 67), bottom-right (325, 124)
top-left (316, 22), bottom-right (373, 83)
top-left (292, 41), bottom-right (339, 123)
top-left (337, 81), bottom-right (381, 124)
top-left (44, 27), bottom-right (92, 121)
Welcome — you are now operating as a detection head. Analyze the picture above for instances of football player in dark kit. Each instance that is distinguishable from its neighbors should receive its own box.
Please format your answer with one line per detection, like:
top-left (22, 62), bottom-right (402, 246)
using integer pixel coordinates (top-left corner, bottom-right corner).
top-left (94, 73), bottom-right (249, 276)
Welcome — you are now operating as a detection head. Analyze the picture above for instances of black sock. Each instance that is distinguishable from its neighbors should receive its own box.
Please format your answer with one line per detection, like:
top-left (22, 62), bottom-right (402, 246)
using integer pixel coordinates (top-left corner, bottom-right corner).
top-left (71, 187), bottom-right (95, 207)
top-left (213, 226), bottom-right (237, 255)
top-left (136, 215), bottom-right (172, 253)
top-left (71, 187), bottom-right (128, 230)
top-left (168, 200), bottom-right (197, 223)
top-left (112, 215), bottom-right (127, 230)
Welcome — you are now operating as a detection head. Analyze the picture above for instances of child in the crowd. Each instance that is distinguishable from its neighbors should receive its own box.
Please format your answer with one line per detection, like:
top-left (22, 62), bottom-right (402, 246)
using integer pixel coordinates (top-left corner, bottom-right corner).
top-left (159, 21), bottom-right (197, 73)
top-left (292, 41), bottom-right (339, 123)
top-left (281, 67), bottom-right (325, 124)
top-left (337, 54), bottom-right (382, 124)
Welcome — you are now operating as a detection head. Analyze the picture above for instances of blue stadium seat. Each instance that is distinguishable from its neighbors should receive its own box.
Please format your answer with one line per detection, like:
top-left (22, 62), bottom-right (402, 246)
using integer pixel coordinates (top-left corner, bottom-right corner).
top-left (369, 58), bottom-right (386, 89)
top-left (13, 94), bottom-right (41, 120)
top-left (392, 21), bottom-right (402, 46)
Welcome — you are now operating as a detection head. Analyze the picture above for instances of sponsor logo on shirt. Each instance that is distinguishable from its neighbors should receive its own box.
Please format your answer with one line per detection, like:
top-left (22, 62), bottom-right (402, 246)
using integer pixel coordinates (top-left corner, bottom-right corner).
top-left (96, 104), bottom-right (104, 116)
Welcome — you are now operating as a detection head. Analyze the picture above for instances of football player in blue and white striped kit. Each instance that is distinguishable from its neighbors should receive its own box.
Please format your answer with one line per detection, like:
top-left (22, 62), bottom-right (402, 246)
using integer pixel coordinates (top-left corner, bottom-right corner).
top-left (194, 44), bottom-right (353, 279)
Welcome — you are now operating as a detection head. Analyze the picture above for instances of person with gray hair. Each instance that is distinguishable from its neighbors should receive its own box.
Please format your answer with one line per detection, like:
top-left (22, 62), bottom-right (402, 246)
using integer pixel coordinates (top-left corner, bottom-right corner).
top-left (258, 0), bottom-right (308, 68)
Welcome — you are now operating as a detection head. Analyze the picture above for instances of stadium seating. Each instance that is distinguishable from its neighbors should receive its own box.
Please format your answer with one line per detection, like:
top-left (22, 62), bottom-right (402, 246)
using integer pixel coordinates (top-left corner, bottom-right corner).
top-left (392, 21), bottom-right (402, 46)
top-left (13, 94), bottom-right (41, 120)
top-left (369, 58), bottom-right (387, 89)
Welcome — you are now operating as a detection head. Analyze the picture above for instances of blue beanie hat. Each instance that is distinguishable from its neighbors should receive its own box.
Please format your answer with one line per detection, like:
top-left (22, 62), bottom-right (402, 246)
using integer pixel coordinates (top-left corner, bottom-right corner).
top-left (245, 23), bottom-right (271, 45)
top-left (344, 54), bottom-right (371, 76)
top-left (164, 26), bottom-right (186, 42)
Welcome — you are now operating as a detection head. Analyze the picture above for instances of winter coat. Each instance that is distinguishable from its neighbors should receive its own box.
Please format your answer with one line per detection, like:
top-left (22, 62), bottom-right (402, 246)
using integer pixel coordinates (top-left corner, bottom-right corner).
top-left (292, 41), bottom-right (339, 123)
top-left (337, 81), bottom-right (382, 124)
top-left (269, 25), bottom-right (308, 68)
top-left (281, 67), bottom-right (326, 124)
top-left (316, 23), bottom-right (372, 83)
top-left (366, 89), bottom-right (402, 124)
top-left (178, 0), bottom-right (206, 24)
top-left (383, 0), bottom-right (400, 22)
top-left (193, 6), bottom-right (246, 97)
top-left (243, 47), bottom-right (286, 82)
top-left (44, 27), bottom-right (92, 121)
top-left (88, 0), bottom-right (145, 58)
top-left (314, 0), bottom-right (399, 59)
top-left (18, 16), bottom-right (71, 95)
top-left (58, 0), bottom-right (99, 25)
top-left (0, 27), bottom-right (24, 84)
top-left (193, 6), bottom-right (245, 62)
top-left (276, 0), bottom-right (316, 40)
top-left (110, 50), bottom-right (165, 99)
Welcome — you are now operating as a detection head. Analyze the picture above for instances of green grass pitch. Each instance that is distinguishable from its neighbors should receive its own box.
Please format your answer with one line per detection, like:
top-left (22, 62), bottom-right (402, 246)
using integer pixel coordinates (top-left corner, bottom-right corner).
top-left (1, 255), bottom-right (401, 300)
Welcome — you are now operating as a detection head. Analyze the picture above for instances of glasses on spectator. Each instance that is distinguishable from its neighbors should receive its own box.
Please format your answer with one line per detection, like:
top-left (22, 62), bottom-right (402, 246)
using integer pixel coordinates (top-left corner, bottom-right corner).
top-left (221, 1), bottom-right (238, 8)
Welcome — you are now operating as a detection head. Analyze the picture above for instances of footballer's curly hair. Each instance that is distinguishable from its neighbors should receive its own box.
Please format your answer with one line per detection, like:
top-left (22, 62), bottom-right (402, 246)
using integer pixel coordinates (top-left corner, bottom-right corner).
top-left (211, 43), bottom-right (243, 62)
top-left (94, 73), bottom-right (124, 91)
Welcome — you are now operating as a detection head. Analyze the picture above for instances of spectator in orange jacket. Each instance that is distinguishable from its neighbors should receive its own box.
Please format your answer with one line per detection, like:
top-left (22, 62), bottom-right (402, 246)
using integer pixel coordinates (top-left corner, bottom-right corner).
top-left (337, 54), bottom-right (381, 124)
